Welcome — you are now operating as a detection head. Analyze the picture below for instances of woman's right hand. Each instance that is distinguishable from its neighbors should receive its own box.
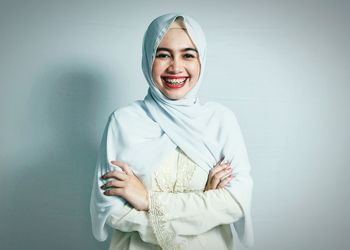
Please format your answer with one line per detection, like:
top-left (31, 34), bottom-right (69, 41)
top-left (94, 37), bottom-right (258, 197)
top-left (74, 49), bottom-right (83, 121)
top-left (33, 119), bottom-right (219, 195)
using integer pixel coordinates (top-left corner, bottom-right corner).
top-left (204, 159), bottom-right (233, 191)
top-left (101, 160), bottom-right (149, 211)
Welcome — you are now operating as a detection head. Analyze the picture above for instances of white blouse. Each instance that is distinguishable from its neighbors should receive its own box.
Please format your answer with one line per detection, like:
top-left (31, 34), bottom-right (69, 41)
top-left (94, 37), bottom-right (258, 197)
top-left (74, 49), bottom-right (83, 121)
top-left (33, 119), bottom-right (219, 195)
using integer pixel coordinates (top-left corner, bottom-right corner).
top-left (107, 147), bottom-right (243, 250)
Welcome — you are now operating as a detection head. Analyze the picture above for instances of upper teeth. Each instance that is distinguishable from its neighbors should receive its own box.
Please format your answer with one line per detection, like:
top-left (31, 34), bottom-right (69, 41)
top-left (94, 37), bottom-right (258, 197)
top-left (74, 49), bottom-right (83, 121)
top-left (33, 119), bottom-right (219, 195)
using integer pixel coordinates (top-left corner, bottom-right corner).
top-left (164, 78), bottom-right (187, 84)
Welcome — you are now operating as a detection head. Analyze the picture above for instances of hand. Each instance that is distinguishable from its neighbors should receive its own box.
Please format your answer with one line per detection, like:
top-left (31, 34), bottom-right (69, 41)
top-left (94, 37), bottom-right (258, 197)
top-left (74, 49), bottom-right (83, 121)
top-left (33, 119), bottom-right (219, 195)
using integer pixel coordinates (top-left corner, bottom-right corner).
top-left (100, 160), bottom-right (149, 211)
top-left (204, 159), bottom-right (233, 192)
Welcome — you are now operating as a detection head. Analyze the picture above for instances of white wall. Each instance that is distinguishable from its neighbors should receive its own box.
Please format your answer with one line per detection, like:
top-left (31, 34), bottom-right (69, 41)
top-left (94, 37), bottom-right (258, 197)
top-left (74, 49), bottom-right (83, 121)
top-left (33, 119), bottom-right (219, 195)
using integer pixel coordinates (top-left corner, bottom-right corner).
top-left (1, 1), bottom-right (349, 249)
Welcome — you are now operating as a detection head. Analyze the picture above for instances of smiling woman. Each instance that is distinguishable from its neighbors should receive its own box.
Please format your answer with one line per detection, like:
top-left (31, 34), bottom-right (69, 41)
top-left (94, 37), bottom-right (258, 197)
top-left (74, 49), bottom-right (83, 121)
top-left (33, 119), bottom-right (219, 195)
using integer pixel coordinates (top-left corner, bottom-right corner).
top-left (90, 13), bottom-right (254, 250)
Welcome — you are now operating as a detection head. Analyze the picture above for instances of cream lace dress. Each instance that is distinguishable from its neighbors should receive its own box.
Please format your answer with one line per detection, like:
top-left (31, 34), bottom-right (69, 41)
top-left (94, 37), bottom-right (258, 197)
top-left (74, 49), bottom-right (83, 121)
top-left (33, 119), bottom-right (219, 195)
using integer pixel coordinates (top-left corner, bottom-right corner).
top-left (107, 147), bottom-right (243, 250)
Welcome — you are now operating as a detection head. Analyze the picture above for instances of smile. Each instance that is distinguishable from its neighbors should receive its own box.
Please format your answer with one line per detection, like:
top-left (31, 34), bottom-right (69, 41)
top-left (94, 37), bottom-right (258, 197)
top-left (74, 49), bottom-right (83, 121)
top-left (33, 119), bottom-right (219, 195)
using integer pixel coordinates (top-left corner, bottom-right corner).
top-left (162, 77), bottom-right (188, 89)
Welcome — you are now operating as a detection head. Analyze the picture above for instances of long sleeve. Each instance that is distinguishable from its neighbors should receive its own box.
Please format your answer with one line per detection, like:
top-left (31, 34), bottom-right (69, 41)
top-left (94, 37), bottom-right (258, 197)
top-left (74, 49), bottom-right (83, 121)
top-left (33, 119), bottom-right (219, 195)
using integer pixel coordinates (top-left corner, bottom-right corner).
top-left (148, 187), bottom-right (243, 248)
top-left (106, 144), bottom-right (243, 250)
top-left (106, 203), bottom-right (158, 244)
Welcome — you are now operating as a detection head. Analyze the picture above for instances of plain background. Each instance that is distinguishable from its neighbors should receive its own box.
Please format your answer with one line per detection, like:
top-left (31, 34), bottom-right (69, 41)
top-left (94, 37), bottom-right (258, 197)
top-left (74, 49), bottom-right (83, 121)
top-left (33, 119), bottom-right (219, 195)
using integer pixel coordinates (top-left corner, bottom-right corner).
top-left (1, 0), bottom-right (349, 249)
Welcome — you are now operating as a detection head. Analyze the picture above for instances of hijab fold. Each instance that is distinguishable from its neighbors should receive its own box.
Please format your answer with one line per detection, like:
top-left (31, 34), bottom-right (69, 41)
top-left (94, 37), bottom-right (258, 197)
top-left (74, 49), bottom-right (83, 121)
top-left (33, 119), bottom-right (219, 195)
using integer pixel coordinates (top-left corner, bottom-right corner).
top-left (90, 13), bottom-right (254, 247)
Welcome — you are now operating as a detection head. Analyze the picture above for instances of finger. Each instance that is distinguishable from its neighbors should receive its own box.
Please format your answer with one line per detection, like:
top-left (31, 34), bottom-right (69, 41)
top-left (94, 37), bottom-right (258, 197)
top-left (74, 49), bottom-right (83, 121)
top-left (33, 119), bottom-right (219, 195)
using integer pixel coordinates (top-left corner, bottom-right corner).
top-left (214, 166), bottom-right (232, 180)
top-left (111, 160), bottom-right (133, 175)
top-left (210, 167), bottom-right (232, 187)
top-left (217, 175), bottom-right (233, 188)
top-left (103, 188), bottom-right (124, 196)
top-left (209, 162), bottom-right (231, 178)
top-left (101, 180), bottom-right (125, 190)
top-left (102, 170), bottom-right (128, 181)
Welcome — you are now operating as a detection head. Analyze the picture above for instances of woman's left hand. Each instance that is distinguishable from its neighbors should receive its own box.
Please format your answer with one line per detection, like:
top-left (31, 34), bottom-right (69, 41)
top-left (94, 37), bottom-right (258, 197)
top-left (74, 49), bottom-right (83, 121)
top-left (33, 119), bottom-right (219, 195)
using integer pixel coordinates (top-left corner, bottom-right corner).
top-left (204, 160), bottom-right (233, 191)
top-left (100, 160), bottom-right (149, 211)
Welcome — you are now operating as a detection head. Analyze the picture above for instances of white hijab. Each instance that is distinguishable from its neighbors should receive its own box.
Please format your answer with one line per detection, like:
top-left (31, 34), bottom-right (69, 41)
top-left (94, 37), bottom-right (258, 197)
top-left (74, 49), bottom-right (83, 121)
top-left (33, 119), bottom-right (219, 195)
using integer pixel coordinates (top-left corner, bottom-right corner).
top-left (90, 13), bottom-right (254, 247)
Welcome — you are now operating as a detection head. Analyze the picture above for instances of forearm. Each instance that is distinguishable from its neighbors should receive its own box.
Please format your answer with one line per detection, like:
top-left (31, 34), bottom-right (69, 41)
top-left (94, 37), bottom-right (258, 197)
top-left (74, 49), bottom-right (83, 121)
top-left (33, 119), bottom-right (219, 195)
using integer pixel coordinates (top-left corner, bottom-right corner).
top-left (106, 203), bottom-right (158, 244)
top-left (148, 188), bottom-right (243, 236)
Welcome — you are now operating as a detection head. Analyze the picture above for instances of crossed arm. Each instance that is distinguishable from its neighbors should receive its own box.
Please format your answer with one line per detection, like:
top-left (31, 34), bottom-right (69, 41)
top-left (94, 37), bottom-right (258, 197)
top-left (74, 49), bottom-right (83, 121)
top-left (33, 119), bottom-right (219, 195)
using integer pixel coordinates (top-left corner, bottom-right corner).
top-left (100, 159), bottom-right (234, 211)
top-left (100, 159), bottom-right (242, 246)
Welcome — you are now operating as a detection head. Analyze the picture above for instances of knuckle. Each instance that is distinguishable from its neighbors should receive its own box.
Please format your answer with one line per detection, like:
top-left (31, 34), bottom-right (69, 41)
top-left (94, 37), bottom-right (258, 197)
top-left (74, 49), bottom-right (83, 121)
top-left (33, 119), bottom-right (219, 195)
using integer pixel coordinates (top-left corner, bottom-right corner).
top-left (114, 189), bottom-right (121, 196)
top-left (119, 188), bottom-right (125, 195)
top-left (109, 171), bottom-right (117, 176)
top-left (212, 176), bottom-right (220, 181)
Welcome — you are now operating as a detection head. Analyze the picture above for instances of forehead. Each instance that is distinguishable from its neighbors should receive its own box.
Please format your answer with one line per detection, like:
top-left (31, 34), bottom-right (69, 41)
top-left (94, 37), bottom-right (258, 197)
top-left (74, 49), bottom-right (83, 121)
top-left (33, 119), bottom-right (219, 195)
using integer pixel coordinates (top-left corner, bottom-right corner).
top-left (158, 23), bottom-right (196, 49)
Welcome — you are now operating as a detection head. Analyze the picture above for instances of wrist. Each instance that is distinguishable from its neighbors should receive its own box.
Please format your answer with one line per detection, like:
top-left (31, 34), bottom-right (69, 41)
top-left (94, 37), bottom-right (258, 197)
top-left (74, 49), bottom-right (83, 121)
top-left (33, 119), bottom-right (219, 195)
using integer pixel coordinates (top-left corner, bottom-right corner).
top-left (144, 191), bottom-right (150, 211)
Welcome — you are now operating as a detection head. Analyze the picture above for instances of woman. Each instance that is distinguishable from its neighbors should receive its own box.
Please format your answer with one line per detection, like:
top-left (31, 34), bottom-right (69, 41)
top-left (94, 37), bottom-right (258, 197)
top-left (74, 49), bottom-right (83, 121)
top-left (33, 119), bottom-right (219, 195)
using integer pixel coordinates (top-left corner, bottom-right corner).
top-left (90, 13), bottom-right (254, 250)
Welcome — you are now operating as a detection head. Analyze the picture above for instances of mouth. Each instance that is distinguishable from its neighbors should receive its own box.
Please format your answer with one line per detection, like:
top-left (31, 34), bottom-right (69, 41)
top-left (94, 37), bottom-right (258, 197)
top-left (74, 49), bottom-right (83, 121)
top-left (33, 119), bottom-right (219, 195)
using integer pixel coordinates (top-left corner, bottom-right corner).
top-left (161, 76), bottom-right (188, 89)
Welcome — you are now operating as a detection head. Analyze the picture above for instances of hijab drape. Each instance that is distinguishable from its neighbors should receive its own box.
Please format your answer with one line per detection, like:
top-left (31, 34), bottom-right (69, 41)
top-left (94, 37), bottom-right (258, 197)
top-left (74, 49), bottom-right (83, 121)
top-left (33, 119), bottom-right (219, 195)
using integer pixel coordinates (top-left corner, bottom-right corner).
top-left (90, 13), bottom-right (254, 247)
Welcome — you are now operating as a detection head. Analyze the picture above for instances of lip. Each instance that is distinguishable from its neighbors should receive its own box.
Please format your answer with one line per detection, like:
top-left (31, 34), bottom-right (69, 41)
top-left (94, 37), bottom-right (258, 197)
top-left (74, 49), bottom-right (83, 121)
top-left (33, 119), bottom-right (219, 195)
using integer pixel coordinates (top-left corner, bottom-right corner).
top-left (162, 77), bottom-right (188, 89)
top-left (164, 82), bottom-right (186, 89)
top-left (162, 75), bottom-right (189, 79)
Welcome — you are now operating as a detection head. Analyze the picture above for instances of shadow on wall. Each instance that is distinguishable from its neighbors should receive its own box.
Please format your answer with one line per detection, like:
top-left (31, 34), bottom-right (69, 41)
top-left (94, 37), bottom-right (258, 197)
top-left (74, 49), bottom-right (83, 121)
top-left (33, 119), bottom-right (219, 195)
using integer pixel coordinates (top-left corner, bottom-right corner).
top-left (6, 63), bottom-right (117, 250)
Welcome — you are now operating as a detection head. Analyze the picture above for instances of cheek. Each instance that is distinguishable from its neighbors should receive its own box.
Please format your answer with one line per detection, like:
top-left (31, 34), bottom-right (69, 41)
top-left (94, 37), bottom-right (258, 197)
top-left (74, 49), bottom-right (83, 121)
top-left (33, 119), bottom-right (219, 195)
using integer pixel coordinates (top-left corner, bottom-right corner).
top-left (152, 61), bottom-right (164, 79)
top-left (189, 63), bottom-right (201, 80)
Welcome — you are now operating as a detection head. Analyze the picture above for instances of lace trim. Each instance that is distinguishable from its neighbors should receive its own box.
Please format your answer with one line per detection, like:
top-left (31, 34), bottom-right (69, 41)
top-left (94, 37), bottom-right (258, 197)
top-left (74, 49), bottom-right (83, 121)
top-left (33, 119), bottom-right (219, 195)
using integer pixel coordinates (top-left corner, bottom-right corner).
top-left (150, 148), bottom-right (198, 249)
top-left (174, 148), bottom-right (196, 192)
top-left (149, 192), bottom-right (187, 250)
top-left (154, 153), bottom-right (175, 192)
top-left (154, 147), bottom-right (197, 193)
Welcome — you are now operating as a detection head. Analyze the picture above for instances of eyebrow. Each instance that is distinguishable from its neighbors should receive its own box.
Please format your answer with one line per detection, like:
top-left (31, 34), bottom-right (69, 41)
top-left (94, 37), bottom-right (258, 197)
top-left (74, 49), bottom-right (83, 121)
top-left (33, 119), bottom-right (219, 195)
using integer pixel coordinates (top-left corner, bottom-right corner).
top-left (156, 47), bottom-right (198, 53)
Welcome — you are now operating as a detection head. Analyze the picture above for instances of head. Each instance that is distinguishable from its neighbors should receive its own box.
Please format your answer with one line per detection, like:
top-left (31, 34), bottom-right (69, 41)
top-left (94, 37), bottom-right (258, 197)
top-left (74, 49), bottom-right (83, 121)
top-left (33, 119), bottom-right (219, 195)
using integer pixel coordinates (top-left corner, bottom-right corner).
top-left (142, 14), bottom-right (206, 102)
top-left (152, 18), bottom-right (200, 100)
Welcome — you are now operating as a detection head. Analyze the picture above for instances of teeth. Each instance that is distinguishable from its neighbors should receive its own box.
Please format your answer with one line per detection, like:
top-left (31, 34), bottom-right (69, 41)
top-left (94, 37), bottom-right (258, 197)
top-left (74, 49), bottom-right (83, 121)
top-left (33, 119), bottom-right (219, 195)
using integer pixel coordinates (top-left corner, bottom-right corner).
top-left (164, 77), bottom-right (187, 84)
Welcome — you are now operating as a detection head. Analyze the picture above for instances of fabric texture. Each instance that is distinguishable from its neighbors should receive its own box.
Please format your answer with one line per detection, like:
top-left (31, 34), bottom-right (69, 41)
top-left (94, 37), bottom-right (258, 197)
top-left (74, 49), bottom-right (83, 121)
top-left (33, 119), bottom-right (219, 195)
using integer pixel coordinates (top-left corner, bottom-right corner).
top-left (90, 13), bottom-right (254, 247)
top-left (107, 147), bottom-right (242, 250)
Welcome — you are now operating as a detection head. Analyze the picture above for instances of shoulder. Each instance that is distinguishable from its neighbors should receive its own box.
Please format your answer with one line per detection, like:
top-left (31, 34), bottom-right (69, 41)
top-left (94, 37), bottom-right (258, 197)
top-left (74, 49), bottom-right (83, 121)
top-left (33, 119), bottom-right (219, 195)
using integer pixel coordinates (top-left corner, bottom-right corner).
top-left (204, 101), bottom-right (238, 123)
top-left (204, 102), bottom-right (246, 143)
top-left (108, 100), bottom-right (149, 124)
top-left (111, 100), bottom-right (147, 119)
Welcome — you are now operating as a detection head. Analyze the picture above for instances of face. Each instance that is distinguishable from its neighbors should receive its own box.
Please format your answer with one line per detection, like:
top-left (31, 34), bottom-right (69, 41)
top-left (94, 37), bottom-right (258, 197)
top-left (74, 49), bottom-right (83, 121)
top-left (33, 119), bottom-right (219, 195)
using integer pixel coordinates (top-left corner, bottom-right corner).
top-left (152, 22), bottom-right (201, 100)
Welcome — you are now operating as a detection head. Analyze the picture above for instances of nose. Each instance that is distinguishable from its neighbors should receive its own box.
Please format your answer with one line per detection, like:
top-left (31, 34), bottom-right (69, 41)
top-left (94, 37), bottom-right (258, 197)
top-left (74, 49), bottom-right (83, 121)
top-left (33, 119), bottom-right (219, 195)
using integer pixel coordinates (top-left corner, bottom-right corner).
top-left (167, 57), bottom-right (183, 74)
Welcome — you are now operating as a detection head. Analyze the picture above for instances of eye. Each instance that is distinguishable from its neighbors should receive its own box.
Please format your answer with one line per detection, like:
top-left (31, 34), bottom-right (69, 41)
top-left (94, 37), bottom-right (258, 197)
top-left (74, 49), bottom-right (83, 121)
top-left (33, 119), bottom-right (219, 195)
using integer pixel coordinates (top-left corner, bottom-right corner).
top-left (156, 53), bottom-right (170, 58)
top-left (183, 53), bottom-right (196, 59)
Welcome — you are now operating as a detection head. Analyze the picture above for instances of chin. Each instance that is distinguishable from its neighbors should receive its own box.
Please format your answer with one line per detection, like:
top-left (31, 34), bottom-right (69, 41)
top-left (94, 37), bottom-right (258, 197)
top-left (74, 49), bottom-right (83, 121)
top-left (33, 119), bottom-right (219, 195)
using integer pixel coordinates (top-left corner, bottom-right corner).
top-left (164, 93), bottom-right (184, 100)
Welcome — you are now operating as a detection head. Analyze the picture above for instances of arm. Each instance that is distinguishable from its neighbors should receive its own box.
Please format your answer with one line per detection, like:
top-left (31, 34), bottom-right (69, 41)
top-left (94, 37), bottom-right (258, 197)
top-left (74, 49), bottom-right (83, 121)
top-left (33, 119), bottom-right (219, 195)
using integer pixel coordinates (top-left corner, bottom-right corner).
top-left (106, 203), bottom-right (158, 244)
top-left (147, 187), bottom-right (243, 249)
top-left (102, 150), bottom-right (240, 244)
top-left (101, 160), bottom-right (158, 244)
top-left (149, 188), bottom-right (243, 236)
top-left (145, 143), bottom-right (244, 249)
